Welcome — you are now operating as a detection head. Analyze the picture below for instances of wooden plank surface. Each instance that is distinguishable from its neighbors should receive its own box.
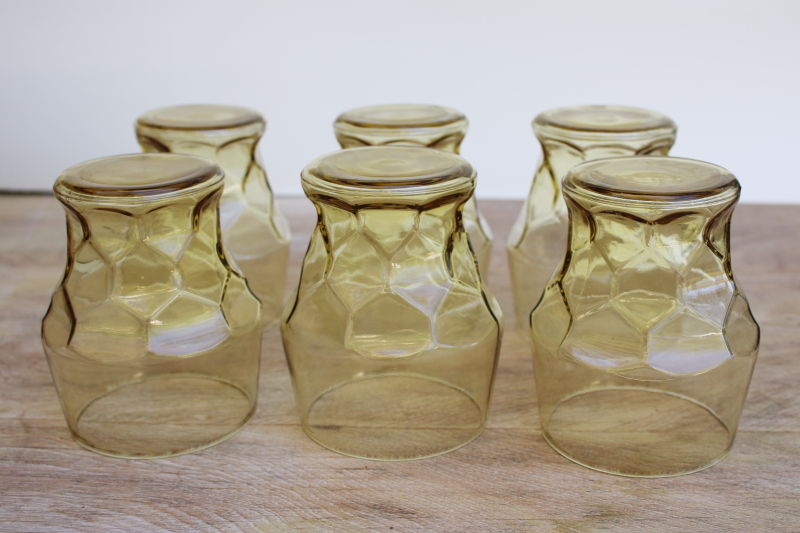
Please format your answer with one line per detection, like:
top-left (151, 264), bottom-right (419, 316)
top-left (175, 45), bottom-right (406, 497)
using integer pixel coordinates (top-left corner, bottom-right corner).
top-left (1, 196), bottom-right (798, 532)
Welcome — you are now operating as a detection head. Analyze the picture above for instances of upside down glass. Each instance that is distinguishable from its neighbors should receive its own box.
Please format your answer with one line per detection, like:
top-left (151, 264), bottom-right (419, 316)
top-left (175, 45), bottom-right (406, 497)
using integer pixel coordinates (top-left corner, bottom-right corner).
top-left (531, 156), bottom-right (759, 477)
top-left (507, 105), bottom-right (677, 334)
top-left (136, 104), bottom-right (291, 326)
top-left (282, 146), bottom-right (503, 460)
top-left (334, 104), bottom-right (494, 278)
top-left (42, 154), bottom-right (262, 458)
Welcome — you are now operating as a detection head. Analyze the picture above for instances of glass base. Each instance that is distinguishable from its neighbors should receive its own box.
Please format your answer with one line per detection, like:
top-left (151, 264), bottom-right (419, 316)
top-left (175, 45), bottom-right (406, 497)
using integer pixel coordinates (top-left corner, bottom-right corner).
top-left (72, 375), bottom-right (255, 459)
top-left (542, 387), bottom-right (732, 477)
top-left (303, 374), bottom-right (485, 461)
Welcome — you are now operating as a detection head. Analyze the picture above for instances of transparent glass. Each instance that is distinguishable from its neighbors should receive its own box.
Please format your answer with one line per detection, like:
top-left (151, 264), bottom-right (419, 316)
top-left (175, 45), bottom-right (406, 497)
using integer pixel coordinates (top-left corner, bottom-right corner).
top-left (136, 104), bottom-right (290, 327)
top-left (282, 146), bottom-right (503, 460)
top-left (531, 156), bottom-right (759, 477)
top-left (42, 154), bottom-right (262, 459)
top-left (507, 105), bottom-right (677, 334)
top-left (334, 104), bottom-right (494, 278)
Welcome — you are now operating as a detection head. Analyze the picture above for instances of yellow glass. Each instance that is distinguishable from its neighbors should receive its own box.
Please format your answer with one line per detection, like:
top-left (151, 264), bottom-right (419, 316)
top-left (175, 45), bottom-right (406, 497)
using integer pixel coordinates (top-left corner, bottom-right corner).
top-left (282, 146), bottom-right (503, 460)
top-left (42, 154), bottom-right (262, 458)
top-left (334, 104), bottom-right (494, 278)
top-left (531, 156), bottom-right (759, 477)
top-left (135, 104), bottom-right (290, 326)
top-left (507, 105), bottom-right (677, 334)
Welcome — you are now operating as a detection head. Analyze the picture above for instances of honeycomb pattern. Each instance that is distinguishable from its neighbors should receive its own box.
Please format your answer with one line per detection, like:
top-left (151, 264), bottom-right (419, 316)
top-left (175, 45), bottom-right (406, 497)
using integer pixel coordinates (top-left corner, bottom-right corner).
top-left (507, 131), bottom-right (676, 333)
top-left (136, 118), bottom-right (290, 326)
top-left (286, 204), bottom-right (500, 359)
top-left (333, 106), bottom-right (493, 279)
top-left (44, 197), bottom-right (261, 363)
top-left (536, 209), bottom-right (759, 377)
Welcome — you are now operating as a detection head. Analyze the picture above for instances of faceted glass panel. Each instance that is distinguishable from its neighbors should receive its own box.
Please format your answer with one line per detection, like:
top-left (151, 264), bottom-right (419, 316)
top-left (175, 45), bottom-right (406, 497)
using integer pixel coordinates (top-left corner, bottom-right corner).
top-left (530, 287), bottom-right (570, 352)
top-left (70, 300), bottom-right (147, 362)
top-left (296, 231), bottom-right (327, 298)
top-left (142, 203), bottom-right (194, 261)
top-left (611, 251), bottom-right (680, 330)
top-left (329, 233), bottom-right (386, 308)
top-left (435, 283), bottom-right (496, 349)
top-left (648, 311), bottom-right (730, 374)
top-left (561, 243), bottom-right (613, 317)
top-left (683, 248), bottom-right (735, 328)
top-left (561, 307), bottom-right (645, 370)
top-left (391, 234), bottom-right (451, 314)
top-left (65, 243), bottom-right (109, 315)
top-left (114, 243), bottom-right (180, 317)
top-left (42, 289), bottom-right (73, 350)
top-left (419, 203), bottom-right (455, 246)
top-left (651, 213), bottom-right (705, 273)
top-left (725, 294), bottom-right (760, 358)
top-left (595, 214), bottom-right (646, 269)
top-left (348, 293), bottom-right (433, 358)
top-left (87, 208), bottom-right (138, 261)
top-left (287, 282), bottom-right (349, 350)
top-left (360, 209), bottom-right (417, 256)
top-left (149, 293), bottom-right (228, 356)
top-left (179, 233), bottom-right (227, 303)
top-left (221, 273), bottom-right (262, 331)
top-left (323, 207), bottom-right (359, 249)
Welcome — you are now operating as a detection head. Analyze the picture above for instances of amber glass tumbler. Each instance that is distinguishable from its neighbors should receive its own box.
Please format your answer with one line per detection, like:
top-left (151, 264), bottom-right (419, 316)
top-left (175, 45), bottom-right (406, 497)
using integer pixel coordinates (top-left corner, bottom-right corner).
top-left (282, 146), bottom-right (503, 460)
top-left (136, 104), bottom-right (290, 326)
top-left (531, 156), bottom-right (759, 477)
top-left (507, 105), bottom-right (676, 335)
top-left (42, 154), bottom-right (262, 458)
top-left (334, 104), bottom-right (493, 278)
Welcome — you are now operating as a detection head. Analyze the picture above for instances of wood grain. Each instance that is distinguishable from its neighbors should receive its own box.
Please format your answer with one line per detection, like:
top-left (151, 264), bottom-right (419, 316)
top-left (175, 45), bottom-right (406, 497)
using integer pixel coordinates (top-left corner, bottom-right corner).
top-left (1, 196), bottom-right (798, 532)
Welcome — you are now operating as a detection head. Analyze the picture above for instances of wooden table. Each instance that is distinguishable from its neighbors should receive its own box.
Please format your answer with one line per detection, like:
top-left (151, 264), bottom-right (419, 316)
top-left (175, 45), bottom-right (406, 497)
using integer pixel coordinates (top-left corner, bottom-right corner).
top-left (1, 196), bottom-right (798, 532)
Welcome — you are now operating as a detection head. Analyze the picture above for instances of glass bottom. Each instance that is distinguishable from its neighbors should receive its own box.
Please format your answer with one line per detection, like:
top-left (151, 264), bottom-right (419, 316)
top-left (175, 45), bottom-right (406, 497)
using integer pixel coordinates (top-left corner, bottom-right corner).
top-left (73, 374), bottom-right (255, 459)
top-left (542, 387), bottom-right (732, 477)
top-left (303, 374), bottom-right (485, 461)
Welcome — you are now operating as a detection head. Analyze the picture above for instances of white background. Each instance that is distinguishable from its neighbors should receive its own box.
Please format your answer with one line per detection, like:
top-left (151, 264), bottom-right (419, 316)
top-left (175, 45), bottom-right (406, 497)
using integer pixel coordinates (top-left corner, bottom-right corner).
top-left (1, 0), bottom-right (798, 202)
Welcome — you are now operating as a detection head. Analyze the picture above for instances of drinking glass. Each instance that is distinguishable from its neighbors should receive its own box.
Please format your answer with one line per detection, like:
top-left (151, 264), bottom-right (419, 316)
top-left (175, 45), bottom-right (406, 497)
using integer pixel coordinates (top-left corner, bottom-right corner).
top-left (531, 156), bottom-right (759, 476)
top-left (282, 146), bottom-right (503, 460)
top-left (42, 153), bottom-right (262, 458)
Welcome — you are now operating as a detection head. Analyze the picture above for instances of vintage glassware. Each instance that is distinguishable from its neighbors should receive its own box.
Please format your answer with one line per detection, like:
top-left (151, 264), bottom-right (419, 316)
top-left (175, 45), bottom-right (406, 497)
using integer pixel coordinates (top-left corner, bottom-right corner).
top-left (531, 156), bottom-right (759, 477)
top-left (507, 105), bottom-right (677, 334)
top-left (334, 104), bottom-right (494, 278)
top-left (42, 154), bottom-right (262, 458)
top-left (282, 146), bottom-right (503, 460)
top-left (135, 104), bottom-right (290, 326)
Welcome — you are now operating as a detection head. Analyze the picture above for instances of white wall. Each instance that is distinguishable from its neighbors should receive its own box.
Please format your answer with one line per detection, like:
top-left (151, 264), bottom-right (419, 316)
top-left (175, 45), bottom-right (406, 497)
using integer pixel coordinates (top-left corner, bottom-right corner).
top-left (1, 0), bottom-right (798, 202)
